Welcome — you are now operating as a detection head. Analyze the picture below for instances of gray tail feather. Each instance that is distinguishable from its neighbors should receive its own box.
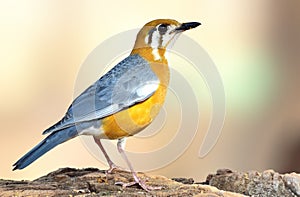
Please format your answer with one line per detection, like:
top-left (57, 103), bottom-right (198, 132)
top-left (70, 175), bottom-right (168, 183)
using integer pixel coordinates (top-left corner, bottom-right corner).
top-left (12, 126), bottom-right (78, 170)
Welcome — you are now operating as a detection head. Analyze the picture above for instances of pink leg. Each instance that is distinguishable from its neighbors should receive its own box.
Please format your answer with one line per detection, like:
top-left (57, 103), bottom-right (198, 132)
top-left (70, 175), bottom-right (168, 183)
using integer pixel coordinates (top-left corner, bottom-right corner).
top-left (93, 137), bottom-right (119, 173)
top-left (115, 138), bottom-right (162, 191)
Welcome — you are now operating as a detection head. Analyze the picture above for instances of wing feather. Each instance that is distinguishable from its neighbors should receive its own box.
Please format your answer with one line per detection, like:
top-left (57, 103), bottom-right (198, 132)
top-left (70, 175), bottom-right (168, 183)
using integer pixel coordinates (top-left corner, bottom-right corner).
top-left (43, 54), bottom-right (159, 134)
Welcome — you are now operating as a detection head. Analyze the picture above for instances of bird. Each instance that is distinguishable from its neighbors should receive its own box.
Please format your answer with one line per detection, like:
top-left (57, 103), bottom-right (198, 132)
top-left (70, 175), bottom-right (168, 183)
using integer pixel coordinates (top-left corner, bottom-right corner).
top-left (13, 19), bottom-right (200, 191)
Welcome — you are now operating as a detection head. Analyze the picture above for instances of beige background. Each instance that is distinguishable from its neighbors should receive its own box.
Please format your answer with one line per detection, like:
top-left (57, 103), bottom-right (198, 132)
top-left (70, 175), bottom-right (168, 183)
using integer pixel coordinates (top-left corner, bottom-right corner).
top-left (1, 0), bottom-right (300, 181)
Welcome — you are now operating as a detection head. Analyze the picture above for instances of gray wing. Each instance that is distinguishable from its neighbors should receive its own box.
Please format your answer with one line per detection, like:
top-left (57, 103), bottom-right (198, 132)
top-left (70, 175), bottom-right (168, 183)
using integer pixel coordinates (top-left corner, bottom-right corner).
top-left (43, 54), bottom-right (159, 134)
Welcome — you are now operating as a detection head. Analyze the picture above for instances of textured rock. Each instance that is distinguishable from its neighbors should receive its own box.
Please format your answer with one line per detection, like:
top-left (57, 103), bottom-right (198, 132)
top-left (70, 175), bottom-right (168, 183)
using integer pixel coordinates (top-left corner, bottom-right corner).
top-left (0, 167), bottom-right (244, 197)
top-left (207, 169), bottom-right (300, 197)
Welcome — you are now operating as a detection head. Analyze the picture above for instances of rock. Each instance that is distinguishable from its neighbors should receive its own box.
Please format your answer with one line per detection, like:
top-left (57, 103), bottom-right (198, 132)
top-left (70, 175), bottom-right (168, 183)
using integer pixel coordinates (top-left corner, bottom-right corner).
top-left (4, 168), bottom-right (298, 196)
top-left (207, 169), bottom-right (300, 197)
top-left (172, 177), bottom-right (195, 184)
top-left (0, 167), bottom-right (245, 197)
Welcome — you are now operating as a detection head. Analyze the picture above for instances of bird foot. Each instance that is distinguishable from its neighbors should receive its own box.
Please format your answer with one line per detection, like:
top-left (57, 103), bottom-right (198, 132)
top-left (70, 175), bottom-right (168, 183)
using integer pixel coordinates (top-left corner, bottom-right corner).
top-left (106, 164), bottom-right (128, 174)
top-left (115, 178), bottom-right (162, 191)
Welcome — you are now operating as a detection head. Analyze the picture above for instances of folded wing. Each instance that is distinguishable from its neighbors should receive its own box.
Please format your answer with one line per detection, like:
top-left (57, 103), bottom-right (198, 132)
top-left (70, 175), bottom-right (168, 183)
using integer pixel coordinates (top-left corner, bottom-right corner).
top-left (43, 54), bottom-right (159, 134)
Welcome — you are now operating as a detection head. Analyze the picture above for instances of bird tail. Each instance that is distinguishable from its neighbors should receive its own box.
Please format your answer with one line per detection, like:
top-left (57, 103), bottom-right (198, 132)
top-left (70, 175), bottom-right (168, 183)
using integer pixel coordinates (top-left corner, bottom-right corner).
top-left (13, 126), bottom-right (78, 170)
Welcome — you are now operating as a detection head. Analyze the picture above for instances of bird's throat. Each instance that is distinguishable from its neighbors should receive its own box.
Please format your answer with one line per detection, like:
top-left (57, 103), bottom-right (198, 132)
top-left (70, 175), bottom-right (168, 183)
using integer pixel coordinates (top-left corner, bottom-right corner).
top-left (131, 47), bottom-right (167, 63)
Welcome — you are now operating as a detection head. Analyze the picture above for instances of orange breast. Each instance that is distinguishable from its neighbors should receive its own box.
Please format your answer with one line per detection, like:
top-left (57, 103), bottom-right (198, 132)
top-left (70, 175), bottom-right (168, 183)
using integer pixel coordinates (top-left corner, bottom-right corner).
top-left (101, 84), bottom-right (168, 139)
top-left (102, 48), bottom-right (169, 139)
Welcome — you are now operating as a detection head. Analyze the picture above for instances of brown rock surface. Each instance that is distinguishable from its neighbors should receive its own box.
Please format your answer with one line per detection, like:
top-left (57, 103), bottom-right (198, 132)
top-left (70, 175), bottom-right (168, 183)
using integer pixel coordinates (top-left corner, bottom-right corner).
top-left (0, 167), bottom-right (244, 197)
top-left (207, 169), bottom-right (300, 197)
top-left (3, 168), bottom-right (299, 196)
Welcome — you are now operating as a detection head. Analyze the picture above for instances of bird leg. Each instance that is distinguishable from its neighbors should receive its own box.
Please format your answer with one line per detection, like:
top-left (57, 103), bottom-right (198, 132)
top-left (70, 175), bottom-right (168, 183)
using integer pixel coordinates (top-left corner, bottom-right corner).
top-left (115, 138), bottom-right (162, 191)
top-left (93, 137), bottom-right (121, 173)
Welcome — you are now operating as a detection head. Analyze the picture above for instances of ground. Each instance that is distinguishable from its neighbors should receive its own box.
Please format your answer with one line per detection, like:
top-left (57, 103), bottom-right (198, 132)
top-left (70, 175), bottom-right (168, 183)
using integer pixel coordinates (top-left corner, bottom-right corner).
top-left (1, 168), bottom-right (299, 196)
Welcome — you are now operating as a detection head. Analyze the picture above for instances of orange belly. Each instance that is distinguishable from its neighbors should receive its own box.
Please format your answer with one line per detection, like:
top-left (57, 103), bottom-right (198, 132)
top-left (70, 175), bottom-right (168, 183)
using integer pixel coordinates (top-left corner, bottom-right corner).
top-left (101, 84), bottom-right (167, 139)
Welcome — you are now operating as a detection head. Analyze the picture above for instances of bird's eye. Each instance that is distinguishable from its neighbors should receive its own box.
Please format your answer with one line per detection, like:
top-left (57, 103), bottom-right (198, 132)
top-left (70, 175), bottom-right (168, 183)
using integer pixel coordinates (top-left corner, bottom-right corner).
top-left (158, 24), bottom-right (168, 34)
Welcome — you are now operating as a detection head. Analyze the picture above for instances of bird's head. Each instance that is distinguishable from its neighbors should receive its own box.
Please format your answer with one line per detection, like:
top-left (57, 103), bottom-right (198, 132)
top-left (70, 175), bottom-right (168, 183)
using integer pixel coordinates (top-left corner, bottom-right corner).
top-left (133, 19), bottom-right (201, 51)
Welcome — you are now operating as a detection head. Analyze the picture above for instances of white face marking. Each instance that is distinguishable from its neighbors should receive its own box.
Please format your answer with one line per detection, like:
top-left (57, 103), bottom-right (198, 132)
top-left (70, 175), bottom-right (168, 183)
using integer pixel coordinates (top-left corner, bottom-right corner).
top-left (146, 24), bottom-right (180, 50)
top-left (150, 30), bottom-right (161, 48)
top-left (144, 34), bottom-right (149, 45)
top-left (152, 48), bottom-right (161, 60)
top-left (166, 32), bottom-right (181, 49)
top-left (161, 25), bottom-right (177, 48)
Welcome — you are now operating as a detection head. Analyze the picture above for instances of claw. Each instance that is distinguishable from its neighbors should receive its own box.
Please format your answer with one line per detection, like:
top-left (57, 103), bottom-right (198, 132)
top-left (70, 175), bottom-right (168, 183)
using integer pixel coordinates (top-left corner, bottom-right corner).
top-left (106, 164), bottom-right (126, 174)
top-left (115, 177), bottom-right (162, 191)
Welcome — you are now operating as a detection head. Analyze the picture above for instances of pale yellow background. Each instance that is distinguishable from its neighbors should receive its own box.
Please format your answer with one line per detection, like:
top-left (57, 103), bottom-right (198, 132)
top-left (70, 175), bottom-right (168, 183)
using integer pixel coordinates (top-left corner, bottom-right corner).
top-left (1, 0), bottom-right (300, 181)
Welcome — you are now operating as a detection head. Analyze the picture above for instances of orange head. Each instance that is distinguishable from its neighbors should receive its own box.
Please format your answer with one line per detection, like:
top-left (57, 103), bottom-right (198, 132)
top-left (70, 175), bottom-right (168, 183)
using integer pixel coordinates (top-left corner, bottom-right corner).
top-left (132, 19), bottom-right (201, 51)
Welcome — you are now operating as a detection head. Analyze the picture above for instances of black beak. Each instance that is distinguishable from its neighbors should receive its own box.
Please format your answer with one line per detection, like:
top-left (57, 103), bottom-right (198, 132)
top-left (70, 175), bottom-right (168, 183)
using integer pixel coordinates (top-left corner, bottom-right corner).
top-left (176, 22), bottom-right (201, 31)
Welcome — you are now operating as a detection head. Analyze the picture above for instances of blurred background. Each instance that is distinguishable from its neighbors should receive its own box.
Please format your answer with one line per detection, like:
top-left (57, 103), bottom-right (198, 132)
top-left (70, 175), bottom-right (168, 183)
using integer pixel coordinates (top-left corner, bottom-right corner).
top-left (1, 0), bottom-right (299, 181)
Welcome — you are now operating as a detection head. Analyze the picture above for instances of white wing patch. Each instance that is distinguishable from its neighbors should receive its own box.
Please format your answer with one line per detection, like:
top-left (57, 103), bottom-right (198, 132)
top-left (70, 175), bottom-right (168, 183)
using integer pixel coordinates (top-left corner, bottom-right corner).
top-left (136, 82), bottom-right (159, 98)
